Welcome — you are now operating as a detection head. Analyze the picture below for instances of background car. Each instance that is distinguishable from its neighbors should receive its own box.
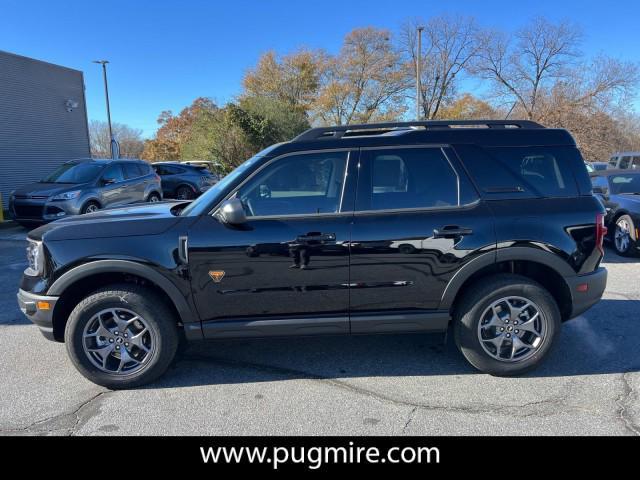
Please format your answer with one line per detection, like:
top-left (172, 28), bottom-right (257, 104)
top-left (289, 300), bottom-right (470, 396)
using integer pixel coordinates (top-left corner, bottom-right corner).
top-left (591, 169), bottom-right (640, 256)
top-left (585, 161), bottom-right (608, 172)
top-left (8, 158), bottom-right (162, 226)
top-left (152, 162), bottom-right (219, 199)
top-left (607, 152), bottom-right (640, 170)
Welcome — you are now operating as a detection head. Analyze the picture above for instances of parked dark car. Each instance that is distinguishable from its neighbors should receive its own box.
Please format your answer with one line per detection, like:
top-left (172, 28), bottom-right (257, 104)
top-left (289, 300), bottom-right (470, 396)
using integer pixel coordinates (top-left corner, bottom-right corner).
top-left (585, 161), bottom-right (608, 172)
top-left (9, 158), bottom-right (162, 226)
top-left (17, 120), bottom-right (607, 388)
top-left (152, 162), bottom-right (218, 200)
top-left (591, 169), bottom-right (640, 256)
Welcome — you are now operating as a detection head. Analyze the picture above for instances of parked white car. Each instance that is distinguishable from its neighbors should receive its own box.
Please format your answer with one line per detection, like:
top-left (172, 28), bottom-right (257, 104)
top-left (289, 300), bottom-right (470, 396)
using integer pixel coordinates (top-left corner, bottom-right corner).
top-left (608, 152), bottom-right (640, 170)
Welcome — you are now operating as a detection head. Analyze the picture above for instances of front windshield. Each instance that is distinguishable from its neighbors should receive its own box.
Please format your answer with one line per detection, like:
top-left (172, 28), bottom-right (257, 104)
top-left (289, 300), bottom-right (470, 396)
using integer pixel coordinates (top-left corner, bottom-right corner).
top-left (609, 174), bottom-right (640, 194)
top-left (43, 162), bottom-right (104, 184)
top-left (180, 144), bottom-right (280, 216)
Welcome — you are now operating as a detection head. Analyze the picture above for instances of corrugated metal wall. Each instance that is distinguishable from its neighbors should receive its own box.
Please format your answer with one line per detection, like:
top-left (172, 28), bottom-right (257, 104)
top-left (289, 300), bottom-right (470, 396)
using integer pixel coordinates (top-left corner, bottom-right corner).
top-left (0, 50), bottom-right (90, 207)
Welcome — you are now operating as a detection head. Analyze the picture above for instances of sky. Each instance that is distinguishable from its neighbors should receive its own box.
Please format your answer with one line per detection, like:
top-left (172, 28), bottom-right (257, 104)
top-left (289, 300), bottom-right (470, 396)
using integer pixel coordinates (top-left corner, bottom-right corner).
top-left (2, 0), bottom-right (640, 137)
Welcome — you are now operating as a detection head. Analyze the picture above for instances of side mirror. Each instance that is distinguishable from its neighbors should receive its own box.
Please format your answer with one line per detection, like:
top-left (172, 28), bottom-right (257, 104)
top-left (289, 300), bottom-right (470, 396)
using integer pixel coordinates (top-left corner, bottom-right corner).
top-left (593, 186), bottom-right (608, 196)
top-left (102, 177), bottom-right (116, 185)
top-left (217, 198), bottom-right (247, 225)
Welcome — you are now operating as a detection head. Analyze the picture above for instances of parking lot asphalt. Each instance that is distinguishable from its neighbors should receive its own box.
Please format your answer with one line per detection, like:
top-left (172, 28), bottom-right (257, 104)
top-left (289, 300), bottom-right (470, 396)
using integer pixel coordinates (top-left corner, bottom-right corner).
top-left (0, 224), bottom-right (638, 436)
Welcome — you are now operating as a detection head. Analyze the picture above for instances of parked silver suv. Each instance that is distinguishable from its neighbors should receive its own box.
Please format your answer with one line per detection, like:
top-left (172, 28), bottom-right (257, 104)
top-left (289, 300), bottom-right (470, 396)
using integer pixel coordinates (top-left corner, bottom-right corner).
top-left (9, 158), bottom-right (162, 225)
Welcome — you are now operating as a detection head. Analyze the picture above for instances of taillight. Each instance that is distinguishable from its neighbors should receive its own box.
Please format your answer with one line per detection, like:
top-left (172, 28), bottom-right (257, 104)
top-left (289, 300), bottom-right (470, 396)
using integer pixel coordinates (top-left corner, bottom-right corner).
top-left (596, 213), bottom-right (607, 255)
top-left (155, 174), bottom-right (161, 182)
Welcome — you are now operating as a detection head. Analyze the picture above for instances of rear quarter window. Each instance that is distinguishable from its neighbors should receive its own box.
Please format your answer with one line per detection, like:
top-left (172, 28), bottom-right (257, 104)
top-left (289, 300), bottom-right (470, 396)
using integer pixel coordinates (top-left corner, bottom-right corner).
top-left (455, 145), bottom-right (584, 198)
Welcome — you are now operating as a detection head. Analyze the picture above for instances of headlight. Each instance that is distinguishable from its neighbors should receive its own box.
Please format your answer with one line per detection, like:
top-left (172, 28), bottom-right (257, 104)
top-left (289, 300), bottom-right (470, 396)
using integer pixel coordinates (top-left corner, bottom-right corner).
top-left (25, 239), bottom-right (44, 276)
top-left (51, 190), bottom-right (81, 201)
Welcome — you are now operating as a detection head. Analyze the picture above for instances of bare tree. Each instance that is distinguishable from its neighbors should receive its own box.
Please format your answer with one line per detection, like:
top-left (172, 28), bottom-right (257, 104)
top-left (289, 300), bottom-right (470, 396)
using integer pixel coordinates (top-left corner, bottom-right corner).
top-left (473, 17), bottom-right (582, 119)
top-left (401, 15), bottom-right (481, 119)
top-left (313, 27), bottom-right (407, 125)
top-left (89, 120), bottom-right (145, 158)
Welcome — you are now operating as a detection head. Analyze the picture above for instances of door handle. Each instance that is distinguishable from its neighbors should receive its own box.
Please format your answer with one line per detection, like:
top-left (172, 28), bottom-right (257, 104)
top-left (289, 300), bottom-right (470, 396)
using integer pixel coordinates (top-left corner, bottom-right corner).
top-left (433, 226), bottom-right (473, 239)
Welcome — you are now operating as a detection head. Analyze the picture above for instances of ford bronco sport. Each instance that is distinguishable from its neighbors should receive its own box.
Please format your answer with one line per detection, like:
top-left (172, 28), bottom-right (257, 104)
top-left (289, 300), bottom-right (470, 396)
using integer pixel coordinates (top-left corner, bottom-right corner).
top-left (17, 120), bottom-right (607, 388)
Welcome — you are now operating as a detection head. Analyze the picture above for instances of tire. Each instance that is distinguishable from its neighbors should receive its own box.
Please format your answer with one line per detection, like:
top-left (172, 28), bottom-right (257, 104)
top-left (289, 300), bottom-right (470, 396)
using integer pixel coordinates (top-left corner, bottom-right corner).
top-left (147, 192), bottom-right (161, 203)
top-left (175, 186), bottom-right (195, 200)
top-left (453, 274), bottom-right (561, 376)
top-left (81, 201), bottom-right (100, 214)
top-left (64, 284), bottom-right (179, 389)
top-left (613, 214), bottom-right (637, 257)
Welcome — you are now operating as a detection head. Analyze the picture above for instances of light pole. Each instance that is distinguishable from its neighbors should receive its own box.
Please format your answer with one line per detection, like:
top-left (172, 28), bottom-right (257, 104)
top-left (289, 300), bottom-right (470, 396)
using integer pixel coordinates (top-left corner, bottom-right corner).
top-left (416, 26), bottom-right (424, 121)
top-left (93, 60), bottom-right (114, 158)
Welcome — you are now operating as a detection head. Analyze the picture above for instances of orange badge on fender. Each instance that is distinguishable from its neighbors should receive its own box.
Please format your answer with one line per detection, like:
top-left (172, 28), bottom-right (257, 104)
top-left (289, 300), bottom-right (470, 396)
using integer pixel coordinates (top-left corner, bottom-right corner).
top-left (209, 270), bottom-right (226, 283)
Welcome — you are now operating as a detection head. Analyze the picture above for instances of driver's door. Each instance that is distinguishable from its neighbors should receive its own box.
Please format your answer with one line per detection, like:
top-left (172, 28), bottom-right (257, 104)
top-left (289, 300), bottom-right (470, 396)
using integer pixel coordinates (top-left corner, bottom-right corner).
top-left (188, 149), bottom-right (357, 339)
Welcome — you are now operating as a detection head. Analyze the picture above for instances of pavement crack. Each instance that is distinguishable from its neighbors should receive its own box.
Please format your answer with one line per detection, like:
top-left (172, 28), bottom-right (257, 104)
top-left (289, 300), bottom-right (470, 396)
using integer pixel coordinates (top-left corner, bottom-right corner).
top-left (402, 407), bottom-right (417, 434)
top-left (0, 390), bottom-right (110, 436)
top-left (616, 371), bottom-right (640, 436)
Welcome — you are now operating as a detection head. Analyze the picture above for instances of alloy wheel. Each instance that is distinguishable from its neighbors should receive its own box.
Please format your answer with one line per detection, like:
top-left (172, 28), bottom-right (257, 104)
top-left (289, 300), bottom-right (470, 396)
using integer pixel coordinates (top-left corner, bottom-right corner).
top-left (615, 218), bottom-right (631, 253)
top-left (82, 308), bottom-right (155, 375)
top-left (477, 296), bottom-right (547, 362)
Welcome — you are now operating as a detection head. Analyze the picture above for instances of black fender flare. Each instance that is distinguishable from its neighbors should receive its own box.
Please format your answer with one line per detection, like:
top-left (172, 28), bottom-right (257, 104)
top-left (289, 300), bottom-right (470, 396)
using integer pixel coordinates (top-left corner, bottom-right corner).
top-left (47, 259), bottom-right (198, 327)
top-left (439, 246), bottom-right (574, 311)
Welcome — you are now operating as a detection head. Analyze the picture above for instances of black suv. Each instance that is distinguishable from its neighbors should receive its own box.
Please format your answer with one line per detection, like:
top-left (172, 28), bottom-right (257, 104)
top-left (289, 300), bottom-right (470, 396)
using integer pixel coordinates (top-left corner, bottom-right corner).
top-left (17, 120), bottom-right (607, 388)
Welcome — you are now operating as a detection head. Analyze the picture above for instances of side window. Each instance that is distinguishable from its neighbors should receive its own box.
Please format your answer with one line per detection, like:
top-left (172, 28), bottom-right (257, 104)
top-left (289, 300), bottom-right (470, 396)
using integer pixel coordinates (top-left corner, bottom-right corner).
top-left (620, 156), bottom-right (632, 169)
top-left (236, 151), bottom-right (349, 217)
top-left (358, 147), bottom-right (464, 211)
top-left (102, 164), bottom-right (124, 183)
top-left (631, 156), bottom-right (640, 169)
top-left (609, 157), bottom-right (618, 167)
top-left (122, 163), bottom-right (141, 179)
top-left (485, 147), bottom-right (579, 197)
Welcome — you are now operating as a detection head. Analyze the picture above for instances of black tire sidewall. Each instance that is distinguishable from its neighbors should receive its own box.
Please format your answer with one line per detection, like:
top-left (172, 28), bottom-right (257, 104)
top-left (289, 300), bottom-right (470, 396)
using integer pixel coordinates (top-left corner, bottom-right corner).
top-left (454, 276), bottom-right (561, 376)
top-left (65, 286), bottom-right (178, 389)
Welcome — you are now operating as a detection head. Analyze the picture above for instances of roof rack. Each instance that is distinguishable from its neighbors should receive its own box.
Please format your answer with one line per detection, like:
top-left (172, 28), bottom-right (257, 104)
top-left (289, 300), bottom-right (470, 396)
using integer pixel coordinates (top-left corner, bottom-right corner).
top-left (293, 120), bottom-right (544, 142)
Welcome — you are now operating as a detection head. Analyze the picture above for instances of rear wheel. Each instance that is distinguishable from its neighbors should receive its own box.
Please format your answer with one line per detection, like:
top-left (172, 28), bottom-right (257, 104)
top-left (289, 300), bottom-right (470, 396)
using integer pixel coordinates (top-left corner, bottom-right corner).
top-left (454, 274), bottom-right (561, 376)
top-left (81, 201), bottom-right (100, 214)
top-left (65, 284), bottom-right (179, 389)
top-left (613, 214), bottom-right (637, 256)
top-left (147, 192), bottom-right (161, 203)
top-left (175, 186), bottom-right (195, 200)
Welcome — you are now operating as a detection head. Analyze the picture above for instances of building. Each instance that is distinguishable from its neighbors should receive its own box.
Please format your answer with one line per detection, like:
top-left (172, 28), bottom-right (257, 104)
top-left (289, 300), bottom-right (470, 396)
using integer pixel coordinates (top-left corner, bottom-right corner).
top-left (0, 50), bottom-right (90, 208)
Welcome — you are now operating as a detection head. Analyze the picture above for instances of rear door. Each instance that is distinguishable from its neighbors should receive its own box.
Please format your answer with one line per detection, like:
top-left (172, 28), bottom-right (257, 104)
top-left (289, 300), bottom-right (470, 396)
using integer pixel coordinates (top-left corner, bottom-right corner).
top-left (348, 145), bottom-right (494, 333)
top-left (122, 163), bottom-right (145, 203)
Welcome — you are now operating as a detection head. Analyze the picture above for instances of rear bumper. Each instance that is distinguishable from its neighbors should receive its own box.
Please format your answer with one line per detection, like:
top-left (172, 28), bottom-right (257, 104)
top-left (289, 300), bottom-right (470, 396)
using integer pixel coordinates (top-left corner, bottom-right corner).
top-left (566, 267), bottom-right (607, 319)
top-left (17, 289), bottom-right (59, 341)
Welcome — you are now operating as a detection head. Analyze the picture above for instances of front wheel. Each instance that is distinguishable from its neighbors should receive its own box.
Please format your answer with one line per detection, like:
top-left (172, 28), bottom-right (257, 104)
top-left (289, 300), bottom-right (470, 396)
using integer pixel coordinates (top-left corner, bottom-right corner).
top-left (454, 274), bottom-right (561, 376)
top-left (613, 214), bottom-right (637, 257)
top-left (65, 284), bottom-right (179, 389)
top-left (81, 201), bottom-right (100, 214)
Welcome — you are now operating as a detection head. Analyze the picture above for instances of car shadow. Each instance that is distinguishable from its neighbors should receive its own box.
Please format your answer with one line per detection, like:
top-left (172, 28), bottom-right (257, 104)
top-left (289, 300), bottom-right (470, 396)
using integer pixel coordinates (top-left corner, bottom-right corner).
top-left (151, 298), bottom-right (640, 390)
top-left (602, 245), bottom-right (639, 264)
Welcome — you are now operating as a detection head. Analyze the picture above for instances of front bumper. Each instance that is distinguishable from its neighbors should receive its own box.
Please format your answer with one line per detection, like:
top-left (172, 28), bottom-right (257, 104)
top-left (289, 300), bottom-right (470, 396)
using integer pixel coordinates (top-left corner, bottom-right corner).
top-left (566, 267), bottom-right (607, 319)
top-left (17, 289), bottom-right (59, 341)
top-left (9, 196), bottom-right (82, 223)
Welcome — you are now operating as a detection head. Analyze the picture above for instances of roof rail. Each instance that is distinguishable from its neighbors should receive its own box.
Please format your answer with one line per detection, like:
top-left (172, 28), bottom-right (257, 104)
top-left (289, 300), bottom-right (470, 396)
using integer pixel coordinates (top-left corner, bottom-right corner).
top-left (293, 120), bottom-right (544, 142)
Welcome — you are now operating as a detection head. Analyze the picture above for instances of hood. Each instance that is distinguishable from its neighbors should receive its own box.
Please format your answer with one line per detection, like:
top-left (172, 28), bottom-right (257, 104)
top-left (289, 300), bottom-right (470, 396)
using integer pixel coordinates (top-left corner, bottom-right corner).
top-left (618, 193), bottom-right (640, 204)
top-left (29, 200), bottom-right (191, 242)
top-left (13, 182), bottom-right (92, 198)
